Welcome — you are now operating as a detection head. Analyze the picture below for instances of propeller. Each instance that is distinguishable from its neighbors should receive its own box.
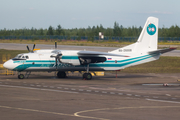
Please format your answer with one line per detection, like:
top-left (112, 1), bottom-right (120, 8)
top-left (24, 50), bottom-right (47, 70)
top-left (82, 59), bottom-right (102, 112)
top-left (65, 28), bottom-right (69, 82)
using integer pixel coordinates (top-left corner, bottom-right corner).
top-left (51, 41), bottom-right (62, 70)
top-left (55, 41), bottom-right (57, 49)
top-left (55, 53), bottom-right (62, 70)
top-left (26, 45), bottom-right (30, 52)
top-left (32, 43), bottom-right (36, 51)
top-left (56, 57), bottom-right (58, 70)
top-left (26, 43), bottom-right (36, 52)
top-left (54, 41), bottom-right (60, 70)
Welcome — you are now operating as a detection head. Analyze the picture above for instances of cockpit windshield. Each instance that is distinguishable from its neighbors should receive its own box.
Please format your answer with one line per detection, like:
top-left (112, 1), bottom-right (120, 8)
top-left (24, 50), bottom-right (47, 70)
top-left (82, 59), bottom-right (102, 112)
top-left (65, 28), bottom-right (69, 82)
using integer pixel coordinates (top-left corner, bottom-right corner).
top-left (15, 54), bottom-right (22, 59)
top-left (13, 54), bottom-right (29, 60)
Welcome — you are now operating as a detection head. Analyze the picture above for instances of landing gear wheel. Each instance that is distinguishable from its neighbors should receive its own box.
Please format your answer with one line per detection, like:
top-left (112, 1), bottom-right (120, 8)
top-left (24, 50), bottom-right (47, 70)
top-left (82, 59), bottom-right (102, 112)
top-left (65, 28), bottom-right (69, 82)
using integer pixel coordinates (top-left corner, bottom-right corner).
top-left (83, 73), bottom-right (87, 78)
top-left (83, 73), bottom-right (92, 80)
top-left (57, 71), bottom-right (66, 78)
top-left (18, 74), bottom-right (24, 79)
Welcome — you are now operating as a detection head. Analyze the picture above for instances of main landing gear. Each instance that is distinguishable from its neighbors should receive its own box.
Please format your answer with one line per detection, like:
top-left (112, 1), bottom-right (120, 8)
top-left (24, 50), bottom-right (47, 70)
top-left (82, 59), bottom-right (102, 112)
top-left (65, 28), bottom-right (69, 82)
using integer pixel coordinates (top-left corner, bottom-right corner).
top-left (82, 64), bottom-right (92, 80)
top-left (83, 73), bottom-right (92, 80)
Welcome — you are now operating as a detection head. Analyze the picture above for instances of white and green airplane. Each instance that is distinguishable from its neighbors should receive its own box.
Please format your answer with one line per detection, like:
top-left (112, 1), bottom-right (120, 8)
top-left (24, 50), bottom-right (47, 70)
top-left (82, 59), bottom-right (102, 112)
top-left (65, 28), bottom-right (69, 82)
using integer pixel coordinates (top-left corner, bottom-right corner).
top-left (3, 17), bottom-right (176, 80)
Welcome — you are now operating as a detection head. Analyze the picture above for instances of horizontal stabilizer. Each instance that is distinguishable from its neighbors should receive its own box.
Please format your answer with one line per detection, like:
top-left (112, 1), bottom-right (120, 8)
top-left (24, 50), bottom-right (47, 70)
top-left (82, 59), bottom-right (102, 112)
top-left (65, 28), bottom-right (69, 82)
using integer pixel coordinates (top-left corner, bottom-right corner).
top-left (148, 47), bottom-right (176, 54)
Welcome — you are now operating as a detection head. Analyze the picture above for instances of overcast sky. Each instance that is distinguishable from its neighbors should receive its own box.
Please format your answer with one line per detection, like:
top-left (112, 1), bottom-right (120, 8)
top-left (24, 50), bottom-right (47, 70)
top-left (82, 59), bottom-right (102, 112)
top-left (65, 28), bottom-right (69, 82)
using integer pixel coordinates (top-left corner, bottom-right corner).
top-left (1, 0), bottom-right (180, 29)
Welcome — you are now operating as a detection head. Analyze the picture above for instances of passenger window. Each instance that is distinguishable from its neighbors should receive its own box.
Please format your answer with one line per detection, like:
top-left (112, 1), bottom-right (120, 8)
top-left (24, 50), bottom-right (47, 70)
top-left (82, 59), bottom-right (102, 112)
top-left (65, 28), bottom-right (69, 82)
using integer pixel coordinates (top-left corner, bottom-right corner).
top-left (22, 56), bottom-right (25, 58)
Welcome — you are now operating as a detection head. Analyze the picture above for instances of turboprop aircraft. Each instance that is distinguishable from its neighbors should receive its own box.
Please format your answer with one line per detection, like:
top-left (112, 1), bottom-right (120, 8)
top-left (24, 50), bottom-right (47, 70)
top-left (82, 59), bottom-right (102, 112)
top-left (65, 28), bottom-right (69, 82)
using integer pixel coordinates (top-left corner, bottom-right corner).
top-left (3, 17), bottom-right (176, 80)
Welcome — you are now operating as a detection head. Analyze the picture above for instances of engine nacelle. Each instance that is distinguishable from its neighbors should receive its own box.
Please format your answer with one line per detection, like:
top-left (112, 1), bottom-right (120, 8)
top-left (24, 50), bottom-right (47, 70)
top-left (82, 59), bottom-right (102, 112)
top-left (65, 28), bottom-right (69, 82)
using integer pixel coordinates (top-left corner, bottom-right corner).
top-left (56, 51), bottom-right (81, 66)
top-left (60, 56), bottom-right (81, 66)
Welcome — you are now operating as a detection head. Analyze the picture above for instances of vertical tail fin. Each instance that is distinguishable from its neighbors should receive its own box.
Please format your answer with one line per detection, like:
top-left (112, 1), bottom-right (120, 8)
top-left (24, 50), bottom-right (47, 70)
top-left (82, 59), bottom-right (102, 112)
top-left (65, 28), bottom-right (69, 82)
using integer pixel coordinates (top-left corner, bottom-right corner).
top-left (136, 17), bottom-right (158, 51)
top-left (110, 17), bottom-right (159, 54)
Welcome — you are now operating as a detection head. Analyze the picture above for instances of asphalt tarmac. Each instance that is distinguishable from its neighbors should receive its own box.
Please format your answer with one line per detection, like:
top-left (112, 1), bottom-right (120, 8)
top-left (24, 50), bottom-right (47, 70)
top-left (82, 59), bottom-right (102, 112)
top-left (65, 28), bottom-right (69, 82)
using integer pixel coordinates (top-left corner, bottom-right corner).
top-left (0, 73), bottom-right (180, 120)
top-left (0, 43), bottom-right (180, 119)
top-left (0, 43), bottom-right (180, 57)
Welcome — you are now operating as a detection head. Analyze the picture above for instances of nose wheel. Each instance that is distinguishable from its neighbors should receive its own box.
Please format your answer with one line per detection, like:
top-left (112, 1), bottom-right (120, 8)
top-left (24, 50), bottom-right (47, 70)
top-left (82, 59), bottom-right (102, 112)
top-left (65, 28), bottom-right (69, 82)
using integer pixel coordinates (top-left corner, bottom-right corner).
top-left (17, 71), bottom-right (31, 79)
top-left (18, 74), bottom-right (24, 79)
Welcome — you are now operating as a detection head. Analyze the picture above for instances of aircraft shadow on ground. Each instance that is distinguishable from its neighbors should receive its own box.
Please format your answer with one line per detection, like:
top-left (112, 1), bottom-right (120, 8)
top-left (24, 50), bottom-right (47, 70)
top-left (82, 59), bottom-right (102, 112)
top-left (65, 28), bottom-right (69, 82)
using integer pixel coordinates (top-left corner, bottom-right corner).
top-left (2, 73), bottom-right (155, 80)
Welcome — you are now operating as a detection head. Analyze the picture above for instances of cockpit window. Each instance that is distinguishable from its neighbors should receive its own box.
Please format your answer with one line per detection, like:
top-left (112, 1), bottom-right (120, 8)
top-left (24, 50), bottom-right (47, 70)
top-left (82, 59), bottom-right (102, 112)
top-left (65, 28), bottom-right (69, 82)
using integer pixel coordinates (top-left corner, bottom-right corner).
top-left (13, 54), bottom-right (28, 60)
top-left (15, 54), bottom-right (22, 59)
top-left (25, 56), bottom-right (29, 59)
top-left (13, 54), bottom-right (30, 61)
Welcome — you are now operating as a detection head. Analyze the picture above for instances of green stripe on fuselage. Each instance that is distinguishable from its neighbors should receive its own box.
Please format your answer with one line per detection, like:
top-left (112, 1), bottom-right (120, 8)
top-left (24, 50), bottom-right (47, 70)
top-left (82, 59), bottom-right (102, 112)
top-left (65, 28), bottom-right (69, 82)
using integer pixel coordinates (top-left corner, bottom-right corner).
top-left (61, 56), bottom-right (79, 59)
top-left (13, 53), bottom-right (159, 71)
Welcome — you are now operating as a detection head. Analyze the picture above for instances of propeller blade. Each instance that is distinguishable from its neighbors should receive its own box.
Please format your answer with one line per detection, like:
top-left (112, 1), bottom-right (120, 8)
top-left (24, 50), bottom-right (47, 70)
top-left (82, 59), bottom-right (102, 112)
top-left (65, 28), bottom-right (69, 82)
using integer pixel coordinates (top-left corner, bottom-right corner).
top-left (55, 41), bottom-right (57, 49)
top-left (32, 43), bottom-right (36, 52)
top-left (56, 57), bottom-right (58, 70)
top-left (26, 45), bottom-right (30, 52)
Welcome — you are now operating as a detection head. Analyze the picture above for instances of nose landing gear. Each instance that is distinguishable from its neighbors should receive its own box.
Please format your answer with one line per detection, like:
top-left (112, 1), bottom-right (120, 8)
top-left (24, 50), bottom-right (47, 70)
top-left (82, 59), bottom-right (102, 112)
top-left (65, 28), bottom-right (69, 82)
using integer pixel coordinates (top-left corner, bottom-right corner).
top-left (18, 74), bottom-right (24, 79)
top-left (18, 71), bottom-right (31, 79)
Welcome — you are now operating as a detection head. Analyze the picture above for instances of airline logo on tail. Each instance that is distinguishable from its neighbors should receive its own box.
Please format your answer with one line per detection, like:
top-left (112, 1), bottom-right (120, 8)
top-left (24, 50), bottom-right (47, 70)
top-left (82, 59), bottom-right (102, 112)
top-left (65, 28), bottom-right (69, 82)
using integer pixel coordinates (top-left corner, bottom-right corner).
top-left (147, 23), bottom-right (156, 35)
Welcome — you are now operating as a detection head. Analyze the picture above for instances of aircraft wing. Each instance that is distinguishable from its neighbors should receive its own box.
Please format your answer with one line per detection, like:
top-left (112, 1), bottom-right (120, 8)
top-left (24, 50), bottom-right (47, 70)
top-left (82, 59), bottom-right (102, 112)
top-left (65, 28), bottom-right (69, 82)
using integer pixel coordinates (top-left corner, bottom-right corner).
top-left (77, 51), bottom-right (129, 57)
top-left (148, 47), bottom-right (176, 54)
top-left (77, 51), bottom-right (129, 64)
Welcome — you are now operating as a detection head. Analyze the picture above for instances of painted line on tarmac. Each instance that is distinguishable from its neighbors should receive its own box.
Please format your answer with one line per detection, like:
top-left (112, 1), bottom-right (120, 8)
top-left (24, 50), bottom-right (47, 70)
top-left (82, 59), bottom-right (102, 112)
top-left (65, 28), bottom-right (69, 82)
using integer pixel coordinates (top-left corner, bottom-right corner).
top-left (0, 85), bottom-right (78, 94)
top-left (74, 106), bottom-right (180, 120)
top-left (0, 105), bottom-right (109, 120)
top-left (1, 83), bottom-right (179, 102)
top-left (135, 95), bottom-right (141, 97)
top-left (126, 94), bottom-right (132, 96)
top-left (79, 89), bottom-right (84, 91)
top-left (0, 105), bottom-right (81, 119)
top-left (146, 98), bottom-right (180, 104)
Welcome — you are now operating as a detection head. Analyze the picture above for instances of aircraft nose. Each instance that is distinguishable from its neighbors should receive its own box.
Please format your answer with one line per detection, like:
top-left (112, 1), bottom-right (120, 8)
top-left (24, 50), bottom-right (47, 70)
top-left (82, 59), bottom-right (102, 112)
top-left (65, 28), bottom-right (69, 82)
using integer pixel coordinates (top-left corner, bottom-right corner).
top-left (3, 60), bottom-right (14, 70)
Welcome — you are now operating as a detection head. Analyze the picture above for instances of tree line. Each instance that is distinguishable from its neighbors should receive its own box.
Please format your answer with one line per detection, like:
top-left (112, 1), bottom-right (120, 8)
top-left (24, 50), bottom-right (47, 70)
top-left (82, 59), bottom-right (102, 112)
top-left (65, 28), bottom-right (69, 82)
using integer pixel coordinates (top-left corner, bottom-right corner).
top-left (0, 22), bottom-right (180, 40)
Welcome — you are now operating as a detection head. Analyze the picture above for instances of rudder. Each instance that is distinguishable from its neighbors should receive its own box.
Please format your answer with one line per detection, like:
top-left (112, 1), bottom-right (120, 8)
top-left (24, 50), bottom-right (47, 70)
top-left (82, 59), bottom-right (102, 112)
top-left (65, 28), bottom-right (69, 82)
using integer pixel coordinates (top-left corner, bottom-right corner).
top-left (110, 17), bottom-right (159, 54)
